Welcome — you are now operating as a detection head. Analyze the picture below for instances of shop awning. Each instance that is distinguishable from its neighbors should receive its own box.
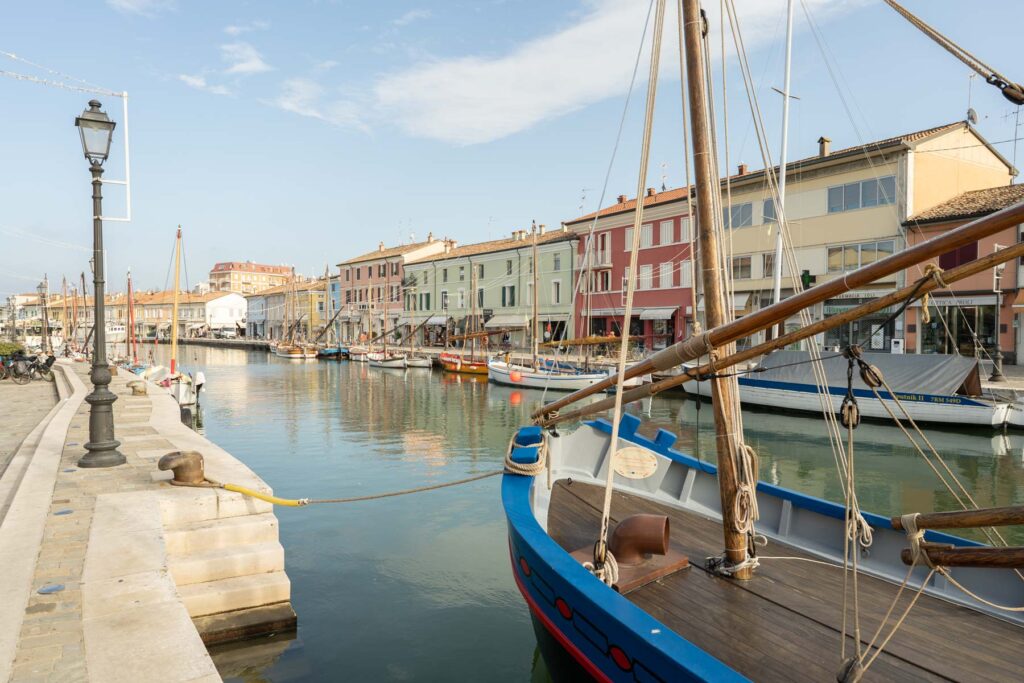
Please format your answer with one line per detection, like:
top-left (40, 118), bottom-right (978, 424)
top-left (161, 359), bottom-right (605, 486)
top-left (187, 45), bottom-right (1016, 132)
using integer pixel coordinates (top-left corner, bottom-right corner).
top-left (639, 307), bottom-right (677, 321)
top-left (591, 307), bottom-right (625, 317)
top-left (187, 323), bottom-right (207, 330)
top-left (1012, 291), bottom-right (1024, 309)
top-left (484, 314), bottom-right (528, 329)
top-left (426, 315), bottom-right (449, 326)
top-left (696, 293), bottom-right (750, 312)
top-left (396, 316), bottom-right (424, 326)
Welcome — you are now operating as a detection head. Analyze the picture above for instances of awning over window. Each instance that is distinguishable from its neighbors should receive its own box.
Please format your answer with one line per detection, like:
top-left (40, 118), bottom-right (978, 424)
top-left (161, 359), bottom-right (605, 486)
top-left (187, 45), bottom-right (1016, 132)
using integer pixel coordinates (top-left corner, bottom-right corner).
top-left (591, 307), bottom-right (625, 317)
top-left (1014, 291), bottom-right (1024, 309)
top-left (639, 307), bottom-right (677, 321)
top-left (396, 316), bottom-right (424, 326)
top-left (696, 293), bottom-right (750, 312)
top-left (426, 315), bottom-right (449, 326)
top-left (484, 314), bottom-right (529, 329)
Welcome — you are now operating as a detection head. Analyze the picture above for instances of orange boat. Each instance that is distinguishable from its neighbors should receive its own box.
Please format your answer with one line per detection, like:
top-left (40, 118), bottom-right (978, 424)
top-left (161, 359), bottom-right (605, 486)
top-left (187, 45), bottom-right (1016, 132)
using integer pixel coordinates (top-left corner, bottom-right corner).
top-left (439, 352), bottom-right (488, 375)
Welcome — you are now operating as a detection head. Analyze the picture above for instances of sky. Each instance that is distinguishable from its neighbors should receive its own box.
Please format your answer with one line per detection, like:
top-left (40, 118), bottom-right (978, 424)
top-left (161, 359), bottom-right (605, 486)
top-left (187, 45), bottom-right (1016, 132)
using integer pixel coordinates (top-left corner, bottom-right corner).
top-left (2, 0), bottom-right (1023, 299)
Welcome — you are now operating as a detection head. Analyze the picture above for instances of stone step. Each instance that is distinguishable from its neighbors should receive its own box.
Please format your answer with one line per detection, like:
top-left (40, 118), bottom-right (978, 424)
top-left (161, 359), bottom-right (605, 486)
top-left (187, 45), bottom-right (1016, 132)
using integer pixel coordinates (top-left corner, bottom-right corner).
top-left (178, 570), bottom-right (291, 618)
top-left (169, 541), bottom-right (284, 586)
top-left (165, 512), bottom-right (279, 555)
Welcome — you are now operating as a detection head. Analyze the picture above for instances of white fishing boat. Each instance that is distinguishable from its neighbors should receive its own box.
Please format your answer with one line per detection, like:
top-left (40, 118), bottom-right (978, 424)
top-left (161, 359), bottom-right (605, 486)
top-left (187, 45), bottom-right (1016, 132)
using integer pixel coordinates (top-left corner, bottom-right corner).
top-left (105, 323), bottom-right (127, 344)
top-left (687, 350), bottom-right (1015, 429)
top-left (405, 356), bottom-right (433, 368)
top-left (369, 354), bottom-right (407, 369)
top-left (349, 346), bottom-right (369, 362)
top-left (487, 359), bottom-right (609, 391)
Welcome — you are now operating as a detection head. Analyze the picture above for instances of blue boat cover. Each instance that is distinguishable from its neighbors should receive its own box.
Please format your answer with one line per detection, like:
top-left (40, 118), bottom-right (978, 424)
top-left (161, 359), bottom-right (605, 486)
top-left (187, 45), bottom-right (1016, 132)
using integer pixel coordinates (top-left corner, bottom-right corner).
top-left (754, 350), bottom-right (982, 397)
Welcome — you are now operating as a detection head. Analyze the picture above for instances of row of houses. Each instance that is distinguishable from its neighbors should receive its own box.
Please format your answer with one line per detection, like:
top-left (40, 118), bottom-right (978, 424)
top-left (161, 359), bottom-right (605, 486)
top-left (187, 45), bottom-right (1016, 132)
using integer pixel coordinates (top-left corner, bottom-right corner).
top-left (325, 121), bottom-right (1024, 363)
top-left (2, 290), bottom-right (248, 346)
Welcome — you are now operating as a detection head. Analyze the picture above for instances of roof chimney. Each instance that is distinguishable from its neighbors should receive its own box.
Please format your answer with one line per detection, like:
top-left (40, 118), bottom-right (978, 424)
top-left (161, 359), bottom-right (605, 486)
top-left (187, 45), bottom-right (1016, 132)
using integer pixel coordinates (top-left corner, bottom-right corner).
top-left (427, 231), bottom-right (434, 242)
top-left (539, 224), bottom-right (546, 235)
top-left (737, 163), bottom-right (748, 176)
top-left (617, 194), bottom-right (628, 204)
top-left (646, 187), bottom-right (656, 197)
top-left (511, 230), bottom-right (518, 240)
top-left (818, 136), bottom-right (831, 158)
top-left (378, 241), bottom-right (385, 251)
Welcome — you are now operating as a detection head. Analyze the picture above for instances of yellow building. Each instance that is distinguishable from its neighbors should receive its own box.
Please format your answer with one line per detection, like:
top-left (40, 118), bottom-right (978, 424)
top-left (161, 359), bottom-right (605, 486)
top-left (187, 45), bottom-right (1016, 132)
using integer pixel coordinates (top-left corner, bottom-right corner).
top-left (256, 278), bottom-right (328, 341)
top-left (715, 121), bottom-right (1014, 349)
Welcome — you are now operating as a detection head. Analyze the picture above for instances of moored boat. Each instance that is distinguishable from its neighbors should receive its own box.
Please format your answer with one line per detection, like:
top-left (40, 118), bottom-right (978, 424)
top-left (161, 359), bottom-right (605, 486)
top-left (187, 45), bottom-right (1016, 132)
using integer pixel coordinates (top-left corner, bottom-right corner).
top-left (440, 351), bottom-right (488, 374)
top-left (369, 354), bottom-right (407, 369)
top-left (405, 355), bottom-right (433, 368)
top-left (687, 350), bottom-right (1014, 429)
top-left (487, 359), bottom-right (608, 391)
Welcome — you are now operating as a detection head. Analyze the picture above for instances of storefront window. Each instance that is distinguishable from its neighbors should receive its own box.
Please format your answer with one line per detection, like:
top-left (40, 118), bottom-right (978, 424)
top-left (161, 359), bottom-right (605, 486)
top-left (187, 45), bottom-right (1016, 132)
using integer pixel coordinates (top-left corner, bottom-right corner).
top-left (921, 305), bottom-right (996, 357)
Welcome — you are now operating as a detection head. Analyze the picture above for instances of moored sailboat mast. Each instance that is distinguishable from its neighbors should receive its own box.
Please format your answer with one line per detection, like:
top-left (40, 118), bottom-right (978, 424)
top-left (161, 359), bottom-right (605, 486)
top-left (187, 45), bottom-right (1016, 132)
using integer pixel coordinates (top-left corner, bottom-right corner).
top-left (170, 227), bottom-right (182, 375)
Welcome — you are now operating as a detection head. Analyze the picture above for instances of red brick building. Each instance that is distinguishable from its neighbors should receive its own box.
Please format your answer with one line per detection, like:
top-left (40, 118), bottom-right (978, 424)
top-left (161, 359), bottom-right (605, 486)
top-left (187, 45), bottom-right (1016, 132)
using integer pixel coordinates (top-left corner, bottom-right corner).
top-left (565, 188), bottom-right (696, 351)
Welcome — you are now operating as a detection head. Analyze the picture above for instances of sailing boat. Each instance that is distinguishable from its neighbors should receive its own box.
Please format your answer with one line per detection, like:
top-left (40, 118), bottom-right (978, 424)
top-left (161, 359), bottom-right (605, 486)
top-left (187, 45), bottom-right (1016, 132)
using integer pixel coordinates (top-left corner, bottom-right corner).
top-left (166, 227), bottom-right (201, 407)
top-left (488, 225), bottom-right (608, 391)
top-left (439, 266), bottom-right (491, 374)
top-left (501, 2), bottom-right (1024, 680)
top-left (367, 322), bottom-right (407, 368)
top-left (275, 277), bottom-right (317, 359)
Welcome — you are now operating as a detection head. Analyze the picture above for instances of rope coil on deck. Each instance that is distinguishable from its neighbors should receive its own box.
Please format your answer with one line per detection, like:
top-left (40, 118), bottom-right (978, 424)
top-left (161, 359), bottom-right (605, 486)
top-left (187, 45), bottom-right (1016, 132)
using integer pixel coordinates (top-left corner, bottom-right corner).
top-left (502, 433), bottom-right (548, 477)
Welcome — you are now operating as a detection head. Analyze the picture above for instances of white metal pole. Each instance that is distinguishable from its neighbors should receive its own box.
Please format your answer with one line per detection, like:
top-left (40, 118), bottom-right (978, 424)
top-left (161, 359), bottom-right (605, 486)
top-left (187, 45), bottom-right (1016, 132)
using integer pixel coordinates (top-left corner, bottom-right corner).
top-left (771, 0), bottom-right (795, 307)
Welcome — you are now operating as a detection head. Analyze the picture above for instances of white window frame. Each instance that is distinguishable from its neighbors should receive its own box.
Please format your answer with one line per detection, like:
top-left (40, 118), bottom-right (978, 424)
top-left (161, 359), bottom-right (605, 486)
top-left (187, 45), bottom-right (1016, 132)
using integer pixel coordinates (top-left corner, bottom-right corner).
top-left (624, 227), bottom-right (633, 250)
top-left (640, 223), bottom-right (653, 248)
top-left (659, 262), bottom-right (673, 289)
top-left (551, 279), bottom-right (562, 305)
top-left (639, 264), bottom-right (653, 290)
top-left (660, 220), bottom-right (673, 246)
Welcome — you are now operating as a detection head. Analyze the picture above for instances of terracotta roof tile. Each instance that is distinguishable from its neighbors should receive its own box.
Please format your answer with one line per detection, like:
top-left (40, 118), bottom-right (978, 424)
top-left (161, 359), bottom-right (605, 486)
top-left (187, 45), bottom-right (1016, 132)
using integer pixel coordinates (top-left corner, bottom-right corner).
top-left (406, 230), bottom-right (575, 264)
top-left (907, 184), bottom-right (1024, 224)
top-left (341, 240), bottom-right (440, 265)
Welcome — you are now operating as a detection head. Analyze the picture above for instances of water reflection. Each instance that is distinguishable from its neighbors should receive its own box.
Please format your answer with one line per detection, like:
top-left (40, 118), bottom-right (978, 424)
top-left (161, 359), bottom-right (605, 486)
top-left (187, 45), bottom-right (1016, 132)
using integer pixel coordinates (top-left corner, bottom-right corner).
top-left (141, 345), bottom-right (1024, 681)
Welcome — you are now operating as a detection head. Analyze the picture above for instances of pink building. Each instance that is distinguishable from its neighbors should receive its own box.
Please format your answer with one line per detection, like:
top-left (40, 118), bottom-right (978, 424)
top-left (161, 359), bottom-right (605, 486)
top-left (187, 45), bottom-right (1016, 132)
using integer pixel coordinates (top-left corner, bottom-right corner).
top-left (334, 235), bottom-right (448, 342)
top-left (566, 188), bottom-right (696, 351)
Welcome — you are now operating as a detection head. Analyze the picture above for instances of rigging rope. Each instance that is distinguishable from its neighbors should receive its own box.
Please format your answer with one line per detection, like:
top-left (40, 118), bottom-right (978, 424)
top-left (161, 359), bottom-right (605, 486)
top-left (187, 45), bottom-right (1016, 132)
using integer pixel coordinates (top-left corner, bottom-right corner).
top-left (594, 0), bottom-right (667, 581)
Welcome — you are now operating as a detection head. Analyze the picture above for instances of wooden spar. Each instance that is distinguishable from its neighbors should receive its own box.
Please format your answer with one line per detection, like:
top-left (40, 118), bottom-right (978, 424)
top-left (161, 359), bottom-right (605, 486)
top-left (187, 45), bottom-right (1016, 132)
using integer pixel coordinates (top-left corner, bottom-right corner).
top-left (541, 239), bottom-right (1024, 426)
top-left (900, 545), bottom-right (1024, 568)
top-left (539, 334), bottom-right (642, 348)
top-left (61, 278), bottom-right (69, 351)
top-left (170, 227), bottom-right (181, 375)
top-left (892, 505), bottom-right (1024, 532)
top-left (681, 0), bottom-right (751, 579)
top-left (532, 199), bottom-right (1024, 421)
top-left (471, 266), bottom-right (478, 359)
top-left (125, 271), bottom-right (131, 362)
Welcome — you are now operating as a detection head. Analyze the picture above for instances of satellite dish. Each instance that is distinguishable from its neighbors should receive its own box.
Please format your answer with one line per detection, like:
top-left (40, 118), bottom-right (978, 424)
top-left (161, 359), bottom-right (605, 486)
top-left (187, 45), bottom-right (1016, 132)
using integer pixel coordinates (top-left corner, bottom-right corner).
top-left (967, 107), bottom-right (978, 125)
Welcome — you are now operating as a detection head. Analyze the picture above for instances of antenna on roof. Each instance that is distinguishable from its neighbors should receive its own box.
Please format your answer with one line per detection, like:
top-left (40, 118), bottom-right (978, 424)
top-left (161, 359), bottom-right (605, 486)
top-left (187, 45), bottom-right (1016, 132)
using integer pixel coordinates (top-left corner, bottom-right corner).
top-left (660, 162), bottom-right (668, 191)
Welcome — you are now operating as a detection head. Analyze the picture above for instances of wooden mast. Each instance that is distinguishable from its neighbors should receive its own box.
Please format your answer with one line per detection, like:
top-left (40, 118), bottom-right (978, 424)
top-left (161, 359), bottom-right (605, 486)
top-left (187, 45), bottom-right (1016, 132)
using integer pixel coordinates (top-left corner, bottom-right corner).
top-left (125, 270), bottom-right (131, 362)
top-left (470, 266), bottom-right (478, 361)
top-left (170, 227), bottom-right (182, 375)
top-left (127, 269), bottom-right (137, 365)
top-left (531, 223), bottom-right (539, 368)
top-left (61, 278), bottom-right (69, 352)
top-left (681, 0), bottom-right (751, 578)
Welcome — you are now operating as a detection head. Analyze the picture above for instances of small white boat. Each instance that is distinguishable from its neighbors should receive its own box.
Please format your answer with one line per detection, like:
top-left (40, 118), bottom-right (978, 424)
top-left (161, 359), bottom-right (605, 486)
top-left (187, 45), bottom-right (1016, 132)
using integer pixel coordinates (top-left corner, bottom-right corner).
top-left (405, 356), bottom-right (433, 368)
top-left (348, 346), bottom-right (369, 362)
top-left (487, 359), bottom-right (609, 391)
top-left (369, 354), bottom-right (407, 369)
top-left (274, 344), bottom-right (316, 360)
top-left (688, 350), bottom-right (1015, 429)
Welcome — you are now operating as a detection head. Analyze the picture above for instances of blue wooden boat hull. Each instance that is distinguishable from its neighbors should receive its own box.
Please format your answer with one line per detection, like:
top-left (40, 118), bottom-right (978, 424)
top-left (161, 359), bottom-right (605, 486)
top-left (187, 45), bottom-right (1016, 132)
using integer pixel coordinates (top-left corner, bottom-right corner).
top-left (502, 416), bottom-right (1008, 682)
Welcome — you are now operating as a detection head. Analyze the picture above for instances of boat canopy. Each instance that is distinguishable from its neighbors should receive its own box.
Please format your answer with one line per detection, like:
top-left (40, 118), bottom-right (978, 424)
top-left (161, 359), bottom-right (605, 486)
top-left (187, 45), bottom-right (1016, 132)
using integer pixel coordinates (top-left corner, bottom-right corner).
top-left (755, 350), bottom-right (983, 397)
top-left (485, 314), bottom-right (528, 329)
top-left (696, 293), bottom-right (750, 312)
top-left (426, 315), bottom-right (449, 326)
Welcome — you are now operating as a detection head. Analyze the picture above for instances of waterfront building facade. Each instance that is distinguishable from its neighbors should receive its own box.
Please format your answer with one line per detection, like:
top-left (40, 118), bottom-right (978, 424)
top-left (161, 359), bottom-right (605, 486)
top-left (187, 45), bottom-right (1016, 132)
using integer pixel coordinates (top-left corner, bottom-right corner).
top-left (130, 291), bottom-right (247, 340)
top-left (567, 121), bottom-right (1015, 353)
top-left (260, 278), bottom-right (328, 341)
top-left (246, 292), bottom-right (268, 339)
top-left (332, 235), bottom-right (448, 343)
top-left (565, 188), bottom-right (695, 352)
top-left (209, 261), bottom-right (293, 294)
top-left (401, 226), bottom-right (579, 348)
top-left (901, 184), bottom-right (1024, 364)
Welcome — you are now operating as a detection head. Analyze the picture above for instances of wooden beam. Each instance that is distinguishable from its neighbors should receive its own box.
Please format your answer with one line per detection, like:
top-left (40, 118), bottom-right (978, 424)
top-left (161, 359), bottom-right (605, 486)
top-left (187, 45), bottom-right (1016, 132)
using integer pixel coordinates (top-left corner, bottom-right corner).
top-left (892, 506), bottom-right (1024, 532)
top-left (900, 545), bottom-right (1024, 568)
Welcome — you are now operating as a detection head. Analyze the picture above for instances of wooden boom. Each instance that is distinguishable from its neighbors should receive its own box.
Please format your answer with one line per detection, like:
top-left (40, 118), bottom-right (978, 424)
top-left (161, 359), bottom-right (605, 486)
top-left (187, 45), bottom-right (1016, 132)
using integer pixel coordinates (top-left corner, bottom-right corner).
top-left (532, 200), bottom-right (1024, 421)
top-left (900, 545), bottom-right (1024, 568)
top-left (538, 239), bottom-right (1024, 426)
top-left (446, 329), bottom-right (506, 343)
top-left (892, 506), bottom-right (1024, 532)
top-left (539, 335), bottom-right (642, 348)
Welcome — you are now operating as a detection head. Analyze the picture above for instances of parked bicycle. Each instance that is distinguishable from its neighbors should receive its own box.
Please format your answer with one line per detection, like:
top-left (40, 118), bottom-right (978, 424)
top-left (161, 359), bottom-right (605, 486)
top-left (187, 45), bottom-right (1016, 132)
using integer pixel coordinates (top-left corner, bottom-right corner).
top-left (0, 353), bottom-right (54, 384)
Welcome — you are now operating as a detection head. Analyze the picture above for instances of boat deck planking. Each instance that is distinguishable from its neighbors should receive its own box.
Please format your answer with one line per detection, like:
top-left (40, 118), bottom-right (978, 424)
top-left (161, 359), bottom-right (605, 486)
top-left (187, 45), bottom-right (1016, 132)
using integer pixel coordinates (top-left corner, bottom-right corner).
top-left (548, 480), bottom-right (1024, 682)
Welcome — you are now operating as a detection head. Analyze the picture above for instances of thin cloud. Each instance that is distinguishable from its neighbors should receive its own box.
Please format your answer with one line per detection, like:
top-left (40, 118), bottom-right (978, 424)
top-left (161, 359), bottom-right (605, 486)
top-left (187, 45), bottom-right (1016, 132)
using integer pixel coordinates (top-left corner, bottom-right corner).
top-left (221, 42), bottom-right (273, 75)
top-left (271, 78), bottom-right (369, 132)
top-left (178, 74), bottom-right (231, 96)
top-left (107, 0), bottom-right (174, 15)
top-left (224, 20), bottom-right (270, 36)
top-left (394, 9), bottom-right (431, 26)
top-left (373, 0), bottom-right (863, 145)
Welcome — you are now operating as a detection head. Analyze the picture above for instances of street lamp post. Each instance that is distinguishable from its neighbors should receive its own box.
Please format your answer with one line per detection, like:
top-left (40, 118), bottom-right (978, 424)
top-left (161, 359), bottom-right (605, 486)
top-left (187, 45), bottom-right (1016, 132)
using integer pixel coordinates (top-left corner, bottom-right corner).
top-left (37, 276), bottom-right (50, 355)
top-left (76, 100), bottom-right (125, 468)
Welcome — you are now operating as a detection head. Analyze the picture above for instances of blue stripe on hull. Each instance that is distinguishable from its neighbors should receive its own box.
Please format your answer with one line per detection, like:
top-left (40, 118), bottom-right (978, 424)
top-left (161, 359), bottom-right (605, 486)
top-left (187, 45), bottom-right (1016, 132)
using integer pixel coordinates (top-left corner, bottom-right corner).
top-left (735, 377), bottom-right (987, 408)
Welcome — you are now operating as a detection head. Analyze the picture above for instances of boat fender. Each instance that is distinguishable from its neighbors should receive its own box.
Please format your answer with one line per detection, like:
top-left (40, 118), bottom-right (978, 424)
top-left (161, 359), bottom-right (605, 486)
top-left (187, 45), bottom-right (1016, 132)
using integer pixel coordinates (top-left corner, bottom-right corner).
top-left (157, 450), bottom-right (205, 485)
top-left (609, 514), bottom-right (669, 565)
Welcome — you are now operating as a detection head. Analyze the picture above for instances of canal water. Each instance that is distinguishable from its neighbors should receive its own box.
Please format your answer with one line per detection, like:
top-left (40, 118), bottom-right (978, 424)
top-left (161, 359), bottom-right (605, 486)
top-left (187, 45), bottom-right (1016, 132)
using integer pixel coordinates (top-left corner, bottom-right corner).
top-left (144, 345), bottom-right (1024, 681)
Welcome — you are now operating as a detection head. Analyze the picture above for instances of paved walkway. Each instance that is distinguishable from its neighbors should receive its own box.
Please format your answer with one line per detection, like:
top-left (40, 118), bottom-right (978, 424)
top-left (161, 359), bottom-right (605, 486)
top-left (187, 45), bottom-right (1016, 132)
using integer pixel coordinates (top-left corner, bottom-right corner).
top-left (0, 382), bottom-right (56, 479)
top-left (8, 365), bottom-right (178, 683)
